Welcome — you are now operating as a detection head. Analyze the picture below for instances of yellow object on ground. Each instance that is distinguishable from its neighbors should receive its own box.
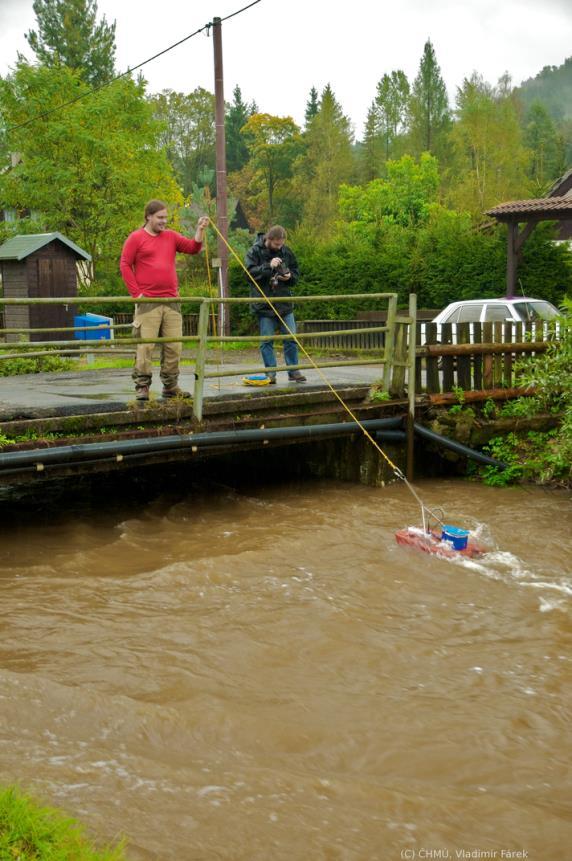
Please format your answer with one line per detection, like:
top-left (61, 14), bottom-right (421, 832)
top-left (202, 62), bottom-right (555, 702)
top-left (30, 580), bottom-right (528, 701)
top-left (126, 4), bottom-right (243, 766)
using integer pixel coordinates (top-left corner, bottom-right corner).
top-left (242, 374), bottom-right (271, 387)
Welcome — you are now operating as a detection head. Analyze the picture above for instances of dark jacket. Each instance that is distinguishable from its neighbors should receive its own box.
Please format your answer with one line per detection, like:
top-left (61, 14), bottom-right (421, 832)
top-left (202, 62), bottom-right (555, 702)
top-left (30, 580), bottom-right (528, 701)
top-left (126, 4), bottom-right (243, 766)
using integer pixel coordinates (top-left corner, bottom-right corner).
top-left (245, 233), bottom-right (300, 317)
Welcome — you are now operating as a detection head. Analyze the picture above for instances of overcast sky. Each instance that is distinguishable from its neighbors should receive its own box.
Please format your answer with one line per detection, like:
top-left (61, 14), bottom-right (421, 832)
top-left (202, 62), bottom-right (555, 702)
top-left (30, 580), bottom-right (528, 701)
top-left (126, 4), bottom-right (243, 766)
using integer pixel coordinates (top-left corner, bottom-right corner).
top-left (1, 0), bottom-right (571, 137)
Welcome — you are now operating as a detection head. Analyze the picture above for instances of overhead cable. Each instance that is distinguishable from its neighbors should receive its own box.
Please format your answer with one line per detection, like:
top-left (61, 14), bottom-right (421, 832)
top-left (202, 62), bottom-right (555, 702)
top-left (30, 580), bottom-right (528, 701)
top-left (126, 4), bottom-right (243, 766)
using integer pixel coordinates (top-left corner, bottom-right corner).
top-left (5, 0), bottom-right (262, 134)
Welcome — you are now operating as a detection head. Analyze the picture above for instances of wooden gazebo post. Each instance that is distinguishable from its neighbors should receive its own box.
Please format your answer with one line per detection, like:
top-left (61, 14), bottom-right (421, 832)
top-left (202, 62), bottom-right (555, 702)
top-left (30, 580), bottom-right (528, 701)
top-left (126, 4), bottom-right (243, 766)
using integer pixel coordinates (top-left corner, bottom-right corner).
top-left (486, 168), bottom-right (572, 298)
top-left (506, 222), bottom-right (518, 299)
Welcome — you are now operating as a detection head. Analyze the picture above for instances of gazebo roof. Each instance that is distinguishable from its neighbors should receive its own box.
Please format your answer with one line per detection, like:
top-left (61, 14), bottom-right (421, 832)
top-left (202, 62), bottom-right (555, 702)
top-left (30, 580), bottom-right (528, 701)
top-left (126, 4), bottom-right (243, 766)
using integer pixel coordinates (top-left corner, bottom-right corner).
top-left (486, 166), bottom-right (572, 222)
top-left (0, 232), bottom-right (91, 261)
top-left (485, 195), bottom-right (572, 221)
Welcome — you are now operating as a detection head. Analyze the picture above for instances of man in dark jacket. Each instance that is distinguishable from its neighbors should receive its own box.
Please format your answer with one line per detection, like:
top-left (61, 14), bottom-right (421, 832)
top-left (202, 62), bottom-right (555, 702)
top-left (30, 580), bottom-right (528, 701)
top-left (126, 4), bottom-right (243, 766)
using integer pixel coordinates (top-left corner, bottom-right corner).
top-left (245, 225), bottom-right (306, 383)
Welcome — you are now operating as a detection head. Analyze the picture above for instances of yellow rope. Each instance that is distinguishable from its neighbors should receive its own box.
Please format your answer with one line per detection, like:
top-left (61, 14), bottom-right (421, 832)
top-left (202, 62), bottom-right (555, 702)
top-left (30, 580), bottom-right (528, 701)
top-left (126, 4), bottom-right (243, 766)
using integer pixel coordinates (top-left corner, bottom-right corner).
top-left (207, 218), bottom-right (425, 500)
top-left (203, 231), bottom-right (218, 335)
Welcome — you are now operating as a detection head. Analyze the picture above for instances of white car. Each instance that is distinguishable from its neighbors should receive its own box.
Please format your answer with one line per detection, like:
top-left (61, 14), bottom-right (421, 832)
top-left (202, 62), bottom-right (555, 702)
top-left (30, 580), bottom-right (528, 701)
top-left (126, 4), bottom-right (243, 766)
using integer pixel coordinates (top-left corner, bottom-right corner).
top-left (432, 297), bottom-right (559, 325)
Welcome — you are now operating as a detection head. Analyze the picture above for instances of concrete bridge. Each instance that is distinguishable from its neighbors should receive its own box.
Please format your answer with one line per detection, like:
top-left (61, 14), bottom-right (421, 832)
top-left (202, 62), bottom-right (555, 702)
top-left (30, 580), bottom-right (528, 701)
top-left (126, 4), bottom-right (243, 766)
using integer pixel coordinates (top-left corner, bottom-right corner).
top-left (0, 291), bottom-right (558, 494)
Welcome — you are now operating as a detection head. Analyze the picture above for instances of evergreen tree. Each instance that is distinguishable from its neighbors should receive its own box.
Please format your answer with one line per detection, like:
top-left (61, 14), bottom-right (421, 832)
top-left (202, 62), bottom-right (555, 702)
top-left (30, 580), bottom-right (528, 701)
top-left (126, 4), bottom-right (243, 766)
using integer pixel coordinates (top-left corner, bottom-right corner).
top-left (361, 103), bottom-right (383, 181)
top-left (225, 86), bottom-right (255, 174)
top-left (517, 56), bottom-right (572, 122)
top-left (409, 40), bottom-right (449, 155)
top-left (25, 0), bottom-right (116, 87)
top-left (524, 101), bottom-right (566, 190)
top-left (299, 84), bottom-right (354, 232)
top-left (375, 70), bottom-right (410, 160)
top-left (304, 86), bottom-right (319, 127)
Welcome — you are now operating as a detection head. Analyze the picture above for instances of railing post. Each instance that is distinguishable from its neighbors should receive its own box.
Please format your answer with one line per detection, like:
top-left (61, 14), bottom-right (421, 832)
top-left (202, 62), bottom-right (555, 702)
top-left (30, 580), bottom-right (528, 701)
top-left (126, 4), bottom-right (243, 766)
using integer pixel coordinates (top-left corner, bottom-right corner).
top-left (193, 300), bottom-right (210, 422)
top-left (382, 294), bottom-right (397, 392)
top-left (406, 292), bottom-right (417, 482)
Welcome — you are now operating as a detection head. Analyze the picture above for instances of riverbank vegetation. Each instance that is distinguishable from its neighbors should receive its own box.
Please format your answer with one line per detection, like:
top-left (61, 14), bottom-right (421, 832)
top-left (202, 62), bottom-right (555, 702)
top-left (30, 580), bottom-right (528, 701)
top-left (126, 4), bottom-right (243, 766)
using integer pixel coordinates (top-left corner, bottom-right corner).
top-left (0, 350), bottom-right (73, 377)
top-left (0, 785), bottom-right (124, 860)
top-left (477, 303), bottom-right (572, 487)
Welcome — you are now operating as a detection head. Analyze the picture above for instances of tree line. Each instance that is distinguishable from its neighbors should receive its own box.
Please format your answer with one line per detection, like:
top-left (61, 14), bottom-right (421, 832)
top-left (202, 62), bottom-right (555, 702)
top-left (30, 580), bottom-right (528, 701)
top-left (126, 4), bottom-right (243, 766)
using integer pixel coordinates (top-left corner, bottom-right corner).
top-left (0, 0), bottom-right (570, 315)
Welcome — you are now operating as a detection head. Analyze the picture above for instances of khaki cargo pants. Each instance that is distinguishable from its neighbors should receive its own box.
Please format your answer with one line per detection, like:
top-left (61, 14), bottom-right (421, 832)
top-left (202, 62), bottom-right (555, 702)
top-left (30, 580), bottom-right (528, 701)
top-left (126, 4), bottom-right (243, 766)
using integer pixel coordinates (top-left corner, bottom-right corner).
top-left (132, 302), bottom-right (183, 391)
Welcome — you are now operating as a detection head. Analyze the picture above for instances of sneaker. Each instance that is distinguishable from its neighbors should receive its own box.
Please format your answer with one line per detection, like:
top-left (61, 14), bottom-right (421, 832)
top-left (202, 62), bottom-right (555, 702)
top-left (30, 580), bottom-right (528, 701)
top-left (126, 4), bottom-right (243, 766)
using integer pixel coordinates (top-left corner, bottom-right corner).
top-left (288, 371), bottom-right (307, 382)
top-left (266, 374), bottom-right (277, 384)
top-left (161, 387), bottom-right (192, 399)
top-left (135, 385), bottom-right (149, 402)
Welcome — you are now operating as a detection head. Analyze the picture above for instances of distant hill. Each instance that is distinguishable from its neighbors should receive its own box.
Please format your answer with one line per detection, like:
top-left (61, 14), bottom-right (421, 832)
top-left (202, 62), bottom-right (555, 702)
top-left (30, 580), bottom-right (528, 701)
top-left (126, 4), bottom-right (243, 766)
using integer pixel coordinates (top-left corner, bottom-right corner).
top-left (517, 56), bottom-right (572, 121)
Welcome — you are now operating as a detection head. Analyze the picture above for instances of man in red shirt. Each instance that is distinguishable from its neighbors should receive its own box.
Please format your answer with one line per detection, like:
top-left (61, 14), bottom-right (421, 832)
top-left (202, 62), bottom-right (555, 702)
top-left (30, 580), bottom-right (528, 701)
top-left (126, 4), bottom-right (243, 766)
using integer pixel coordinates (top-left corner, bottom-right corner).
top-left (120, 199), bottom-right (209, 402)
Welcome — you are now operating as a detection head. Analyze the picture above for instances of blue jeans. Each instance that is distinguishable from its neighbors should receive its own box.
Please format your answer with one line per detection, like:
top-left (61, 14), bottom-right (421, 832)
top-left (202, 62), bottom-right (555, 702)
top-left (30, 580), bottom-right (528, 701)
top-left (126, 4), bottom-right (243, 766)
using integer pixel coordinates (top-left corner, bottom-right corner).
top-left (258, 312), bottom-right (299, 376)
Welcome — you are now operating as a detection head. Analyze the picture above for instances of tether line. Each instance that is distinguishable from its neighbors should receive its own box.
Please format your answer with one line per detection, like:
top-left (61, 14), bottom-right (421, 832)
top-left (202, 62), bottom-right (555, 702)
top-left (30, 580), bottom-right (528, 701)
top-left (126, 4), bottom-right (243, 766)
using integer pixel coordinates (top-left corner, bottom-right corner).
top-left (203, 231), bottom-right (223, 390)
top-left (207, 218), bottom-right (439, 523)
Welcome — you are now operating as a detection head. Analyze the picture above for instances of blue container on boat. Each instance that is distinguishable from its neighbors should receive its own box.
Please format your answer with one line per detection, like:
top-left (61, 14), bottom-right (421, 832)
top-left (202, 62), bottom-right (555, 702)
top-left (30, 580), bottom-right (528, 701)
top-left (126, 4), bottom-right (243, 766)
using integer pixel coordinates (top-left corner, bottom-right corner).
top-left (441, 525), bottom-right (470, 550)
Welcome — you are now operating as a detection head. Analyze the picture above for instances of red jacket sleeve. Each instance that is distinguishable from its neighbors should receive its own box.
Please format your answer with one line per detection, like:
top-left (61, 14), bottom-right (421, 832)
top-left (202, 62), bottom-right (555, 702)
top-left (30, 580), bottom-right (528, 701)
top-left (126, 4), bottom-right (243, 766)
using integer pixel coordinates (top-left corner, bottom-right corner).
top-left (174, 233), bottom-right (202, 255)
top-left (120, 233), bottom-right (142, 298)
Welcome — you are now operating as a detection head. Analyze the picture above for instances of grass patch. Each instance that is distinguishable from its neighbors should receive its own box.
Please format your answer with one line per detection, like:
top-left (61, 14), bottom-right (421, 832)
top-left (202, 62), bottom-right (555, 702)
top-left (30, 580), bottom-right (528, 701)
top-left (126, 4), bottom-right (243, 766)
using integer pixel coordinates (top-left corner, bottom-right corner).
top-left (197, 339), bottom-right (259, 351)
top-left (72, 357), bottom-right (134, 371)
top-left (71, 356), bottom-right (197, 372)
top-left (0, 785), bottom-right (125, 860)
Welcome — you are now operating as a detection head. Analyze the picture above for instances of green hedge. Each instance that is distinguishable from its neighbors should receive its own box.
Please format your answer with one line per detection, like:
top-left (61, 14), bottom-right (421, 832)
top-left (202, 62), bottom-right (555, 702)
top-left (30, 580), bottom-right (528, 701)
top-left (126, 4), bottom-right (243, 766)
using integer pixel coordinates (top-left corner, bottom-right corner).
top-left (82, 210), bottom-right (572, 329)
top-left (228, 212), bottom-right (571, 333)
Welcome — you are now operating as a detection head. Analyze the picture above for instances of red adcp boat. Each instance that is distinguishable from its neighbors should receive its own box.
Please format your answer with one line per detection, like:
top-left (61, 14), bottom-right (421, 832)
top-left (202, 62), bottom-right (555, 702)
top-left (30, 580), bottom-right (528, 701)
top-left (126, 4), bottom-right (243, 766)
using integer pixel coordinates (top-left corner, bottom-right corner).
top-left (395, 526), bottom-right (486, 559)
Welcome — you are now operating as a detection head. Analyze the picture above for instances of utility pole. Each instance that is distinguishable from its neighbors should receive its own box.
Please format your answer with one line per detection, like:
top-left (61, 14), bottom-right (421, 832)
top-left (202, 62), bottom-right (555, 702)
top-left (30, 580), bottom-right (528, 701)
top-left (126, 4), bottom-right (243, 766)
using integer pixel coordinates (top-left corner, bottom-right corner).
top-left (212, 16), bottom-right (229, 336)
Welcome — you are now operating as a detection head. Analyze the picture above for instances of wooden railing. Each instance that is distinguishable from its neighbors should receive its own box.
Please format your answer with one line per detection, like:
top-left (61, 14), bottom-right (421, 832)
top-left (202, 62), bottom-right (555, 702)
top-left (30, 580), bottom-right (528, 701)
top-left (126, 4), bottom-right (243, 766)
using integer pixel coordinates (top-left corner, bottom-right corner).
top-left (415, 321), bottom-right (561, 394)
top-left (0, 293), bottom-right (418, 422)
top-left (298, 319), bottom-right (386, 350)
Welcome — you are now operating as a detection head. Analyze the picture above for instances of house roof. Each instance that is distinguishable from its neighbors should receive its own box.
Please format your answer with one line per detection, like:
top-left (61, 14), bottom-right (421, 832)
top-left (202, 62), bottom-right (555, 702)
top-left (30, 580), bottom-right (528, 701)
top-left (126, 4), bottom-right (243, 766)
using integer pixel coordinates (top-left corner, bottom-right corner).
top-left (485, 195), bottom-right (572, 220)
top-left (547, 167), bottom-right (572, 198)
top-left (0, 232), bottom-right (91, 261)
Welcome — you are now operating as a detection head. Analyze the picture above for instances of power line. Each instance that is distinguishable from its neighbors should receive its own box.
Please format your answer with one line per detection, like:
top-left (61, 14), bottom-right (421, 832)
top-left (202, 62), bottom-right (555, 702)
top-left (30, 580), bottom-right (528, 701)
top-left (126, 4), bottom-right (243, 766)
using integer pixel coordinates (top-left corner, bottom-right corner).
top-left (219, 0), bottom-right (262, 23)
top-left (5, 0), bottom-right (262, 135)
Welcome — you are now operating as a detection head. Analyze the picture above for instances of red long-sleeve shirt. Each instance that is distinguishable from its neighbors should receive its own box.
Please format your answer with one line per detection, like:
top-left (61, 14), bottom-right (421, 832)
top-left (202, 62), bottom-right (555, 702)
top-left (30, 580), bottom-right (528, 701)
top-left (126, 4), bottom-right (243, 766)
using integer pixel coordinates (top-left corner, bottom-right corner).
top-left (120, 228), bottom-right (202, 299)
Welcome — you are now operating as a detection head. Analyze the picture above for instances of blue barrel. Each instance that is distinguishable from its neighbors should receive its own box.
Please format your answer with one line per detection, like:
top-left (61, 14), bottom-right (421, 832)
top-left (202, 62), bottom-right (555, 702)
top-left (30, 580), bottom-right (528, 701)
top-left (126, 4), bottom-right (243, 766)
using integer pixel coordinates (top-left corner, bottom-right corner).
top-left (74, 312), bottom-right (112, 340)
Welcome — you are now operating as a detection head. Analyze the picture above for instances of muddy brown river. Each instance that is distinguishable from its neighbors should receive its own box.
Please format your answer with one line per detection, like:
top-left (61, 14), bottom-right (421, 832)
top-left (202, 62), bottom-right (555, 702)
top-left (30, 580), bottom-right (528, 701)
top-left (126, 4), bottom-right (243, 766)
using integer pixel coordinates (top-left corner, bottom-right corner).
top-left (0, 477), bottom-right (570, 860)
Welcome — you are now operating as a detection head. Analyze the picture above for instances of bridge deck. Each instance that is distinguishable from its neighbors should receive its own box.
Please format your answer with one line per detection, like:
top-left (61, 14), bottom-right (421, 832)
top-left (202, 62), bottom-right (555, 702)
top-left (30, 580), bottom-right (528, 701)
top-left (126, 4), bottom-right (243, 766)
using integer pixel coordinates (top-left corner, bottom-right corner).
top-left (0, 361), bottom-right (384, 418)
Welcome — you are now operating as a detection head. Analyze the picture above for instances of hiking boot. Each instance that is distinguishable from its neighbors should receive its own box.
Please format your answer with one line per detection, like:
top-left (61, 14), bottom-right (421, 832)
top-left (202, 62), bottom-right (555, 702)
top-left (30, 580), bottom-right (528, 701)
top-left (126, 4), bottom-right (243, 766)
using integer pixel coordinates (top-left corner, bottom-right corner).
top-left (161, 386), bottom-right (192, 399)
top-left (288, 371), bottom-right (307, 382)
top-left (135, 385), bottom-right (150, 402)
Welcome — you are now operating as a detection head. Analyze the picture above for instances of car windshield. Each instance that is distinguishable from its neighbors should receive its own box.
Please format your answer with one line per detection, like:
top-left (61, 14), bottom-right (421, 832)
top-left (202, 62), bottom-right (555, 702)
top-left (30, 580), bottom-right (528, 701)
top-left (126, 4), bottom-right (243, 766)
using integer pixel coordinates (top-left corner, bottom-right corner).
top-left (513, 301), bottom-right (558, 321)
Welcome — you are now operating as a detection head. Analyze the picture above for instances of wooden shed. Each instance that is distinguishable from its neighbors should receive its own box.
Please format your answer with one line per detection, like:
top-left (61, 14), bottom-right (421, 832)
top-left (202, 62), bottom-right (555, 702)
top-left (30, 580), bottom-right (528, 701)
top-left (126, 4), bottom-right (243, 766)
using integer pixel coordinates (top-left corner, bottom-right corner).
top-left (0, 232), bottom-right (91, 343)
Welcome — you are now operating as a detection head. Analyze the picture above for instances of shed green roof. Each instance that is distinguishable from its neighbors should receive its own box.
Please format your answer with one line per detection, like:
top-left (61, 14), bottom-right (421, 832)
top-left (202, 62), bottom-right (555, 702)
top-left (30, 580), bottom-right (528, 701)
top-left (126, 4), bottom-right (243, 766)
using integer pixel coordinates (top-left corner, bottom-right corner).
top-left (0, 232), bottom-right (91, 261)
